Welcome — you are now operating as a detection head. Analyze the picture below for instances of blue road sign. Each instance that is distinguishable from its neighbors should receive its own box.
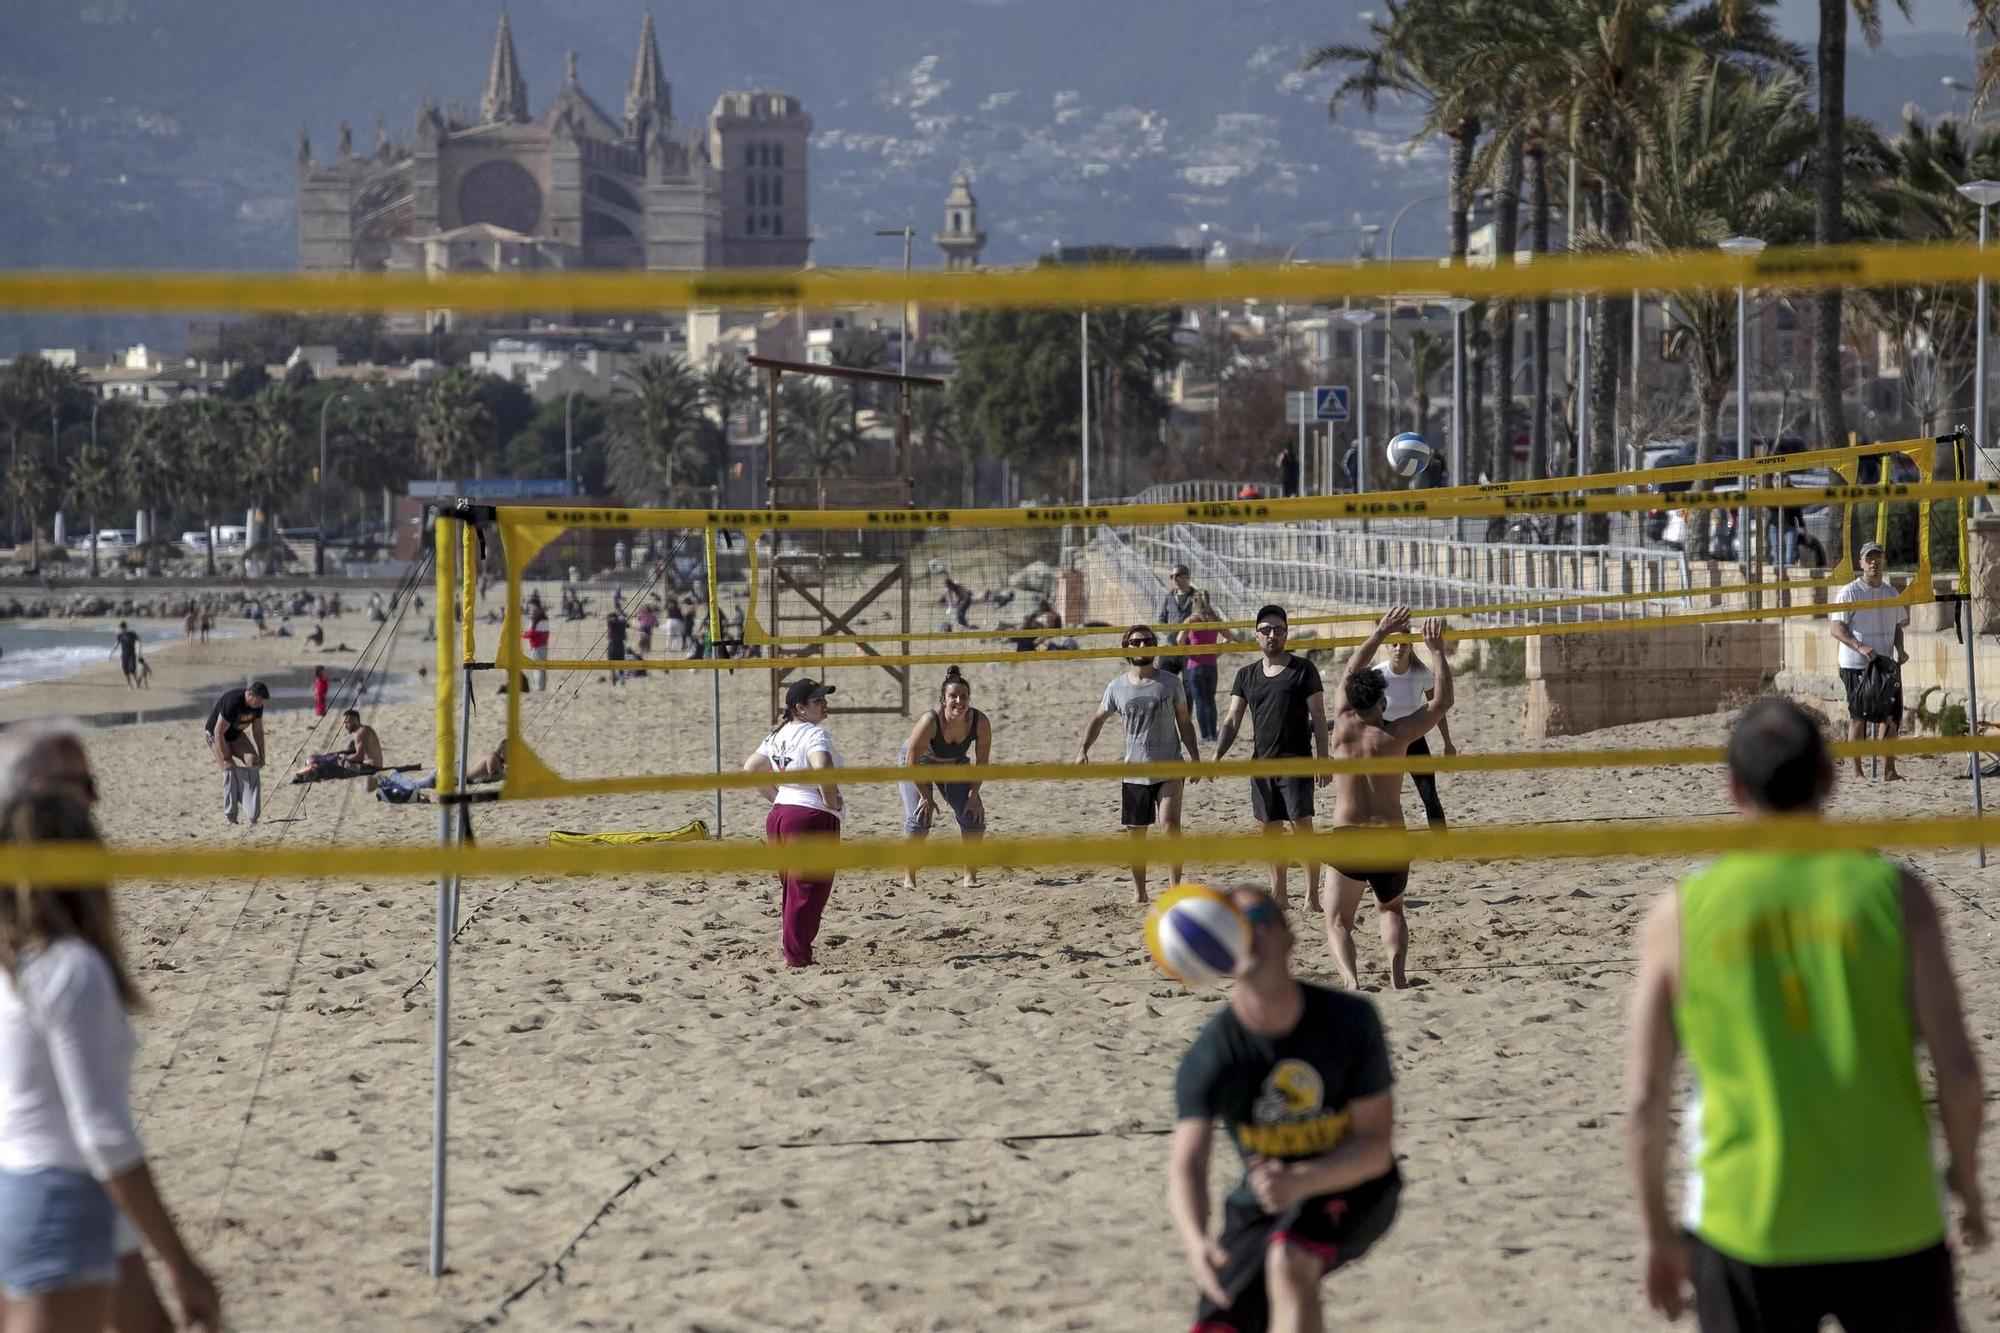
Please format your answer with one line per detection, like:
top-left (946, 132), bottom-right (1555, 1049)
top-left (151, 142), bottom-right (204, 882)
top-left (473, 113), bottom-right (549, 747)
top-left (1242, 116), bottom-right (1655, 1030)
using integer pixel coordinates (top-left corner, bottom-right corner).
top-left (1314, 386), bottom-right (1351, 422)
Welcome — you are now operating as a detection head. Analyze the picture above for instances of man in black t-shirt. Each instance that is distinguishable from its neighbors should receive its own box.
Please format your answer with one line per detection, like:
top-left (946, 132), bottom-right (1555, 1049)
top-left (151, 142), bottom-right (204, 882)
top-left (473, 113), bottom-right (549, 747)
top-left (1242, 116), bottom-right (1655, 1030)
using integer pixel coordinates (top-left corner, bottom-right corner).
top-left (111, 621), bottom-right (141, 688)
top-left (204, 680), bottom-right (269, 825)
top-left (1213, 603), bottom-right (1331, 911)
top-left (1169, 885), bottom-right (1399, 1332)
top-left (605, 604), bottom-right (629, 686)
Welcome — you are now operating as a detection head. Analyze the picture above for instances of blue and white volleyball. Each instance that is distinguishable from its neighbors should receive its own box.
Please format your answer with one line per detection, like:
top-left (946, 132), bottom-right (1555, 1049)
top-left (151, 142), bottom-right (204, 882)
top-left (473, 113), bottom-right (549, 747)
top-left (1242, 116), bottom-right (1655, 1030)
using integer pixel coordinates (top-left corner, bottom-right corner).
top-left (1145, 883), bottom-right (1252, 985)
top-left (1385, 431), bottom-right (1436, 479)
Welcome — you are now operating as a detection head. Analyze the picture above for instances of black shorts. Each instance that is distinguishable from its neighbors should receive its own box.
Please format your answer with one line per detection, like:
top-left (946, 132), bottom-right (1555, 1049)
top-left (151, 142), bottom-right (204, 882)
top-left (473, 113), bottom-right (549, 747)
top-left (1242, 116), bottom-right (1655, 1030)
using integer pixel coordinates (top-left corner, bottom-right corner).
top-left (1122, 780), bottom-right (1175, 828)
top-left (1249, 775), bottom-right (1313, 824)
top-left (1334, 865), bottom-right (1410, 905)
top-left (1193, 1169), bottom-right (1400, 1333)
top-left (1839, 665), bottom-right (1903, 722)
top-left (1686, 1232), bottom-right (1959, 1333)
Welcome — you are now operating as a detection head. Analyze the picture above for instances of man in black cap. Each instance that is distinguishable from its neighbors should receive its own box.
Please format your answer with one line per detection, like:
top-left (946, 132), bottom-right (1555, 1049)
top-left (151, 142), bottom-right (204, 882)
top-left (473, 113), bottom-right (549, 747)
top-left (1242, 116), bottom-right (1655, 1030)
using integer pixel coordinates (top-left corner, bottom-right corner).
top-left (205, 680), bottom-right (269, 824)
top-left (1831, 540), bottom-right (1909, 781)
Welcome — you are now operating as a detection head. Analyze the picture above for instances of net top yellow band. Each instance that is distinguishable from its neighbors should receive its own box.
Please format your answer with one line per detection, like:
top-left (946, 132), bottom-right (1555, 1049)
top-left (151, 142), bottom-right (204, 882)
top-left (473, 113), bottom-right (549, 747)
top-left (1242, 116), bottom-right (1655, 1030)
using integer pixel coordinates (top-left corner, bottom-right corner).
top-left (2, 240), bottom-right (1994, 312)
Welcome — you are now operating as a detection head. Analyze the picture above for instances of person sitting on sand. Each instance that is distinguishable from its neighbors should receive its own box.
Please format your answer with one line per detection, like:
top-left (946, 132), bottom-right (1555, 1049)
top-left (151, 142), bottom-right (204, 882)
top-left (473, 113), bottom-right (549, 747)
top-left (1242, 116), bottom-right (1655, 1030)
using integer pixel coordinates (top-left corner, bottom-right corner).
top-left (295, 710), bottom-right (383, 782)
top-left (305, 621), bottom-right (325, 648)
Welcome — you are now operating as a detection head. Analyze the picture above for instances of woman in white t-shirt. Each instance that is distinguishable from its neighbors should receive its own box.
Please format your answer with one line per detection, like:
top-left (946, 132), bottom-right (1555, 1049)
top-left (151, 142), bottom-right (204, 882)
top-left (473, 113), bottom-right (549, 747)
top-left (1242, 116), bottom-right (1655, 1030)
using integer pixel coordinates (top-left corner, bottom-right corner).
top-left (1372, 639), bottom-right (1457, 828)
top-left (743, 678), bottom-right (845, 967)
top-left (0, 787), bottom-right (219, 1331)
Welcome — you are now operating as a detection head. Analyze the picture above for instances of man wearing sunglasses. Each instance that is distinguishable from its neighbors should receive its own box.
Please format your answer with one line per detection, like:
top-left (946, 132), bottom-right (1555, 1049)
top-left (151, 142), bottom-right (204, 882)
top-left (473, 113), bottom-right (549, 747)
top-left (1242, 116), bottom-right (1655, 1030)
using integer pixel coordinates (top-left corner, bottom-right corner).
top-left (1076, 625), bottom-right (1202, 904)
top-left (1170, 885), bottom-right (1399, 1332)
top-left (1213, 604), bottom-right (1331, 911)
top-left (1333, 607), bottom-right (1453, 990)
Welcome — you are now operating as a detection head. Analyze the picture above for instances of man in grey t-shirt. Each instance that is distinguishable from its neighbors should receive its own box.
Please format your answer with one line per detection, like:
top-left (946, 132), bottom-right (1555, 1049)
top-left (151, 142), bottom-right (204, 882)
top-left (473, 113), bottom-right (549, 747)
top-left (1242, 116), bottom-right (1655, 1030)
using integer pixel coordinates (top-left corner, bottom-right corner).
top-left (1076, 623), bottom-right (1203, 904)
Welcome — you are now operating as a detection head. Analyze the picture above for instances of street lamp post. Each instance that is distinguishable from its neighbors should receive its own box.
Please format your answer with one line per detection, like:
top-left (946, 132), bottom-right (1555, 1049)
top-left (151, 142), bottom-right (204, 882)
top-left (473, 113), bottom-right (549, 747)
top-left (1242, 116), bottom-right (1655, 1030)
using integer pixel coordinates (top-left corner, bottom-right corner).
top-left (1720, 236), bottom-right (1766, 572)
top-left (1279, 223), bottom-right (1368, 370)
top-left (1383, 194), bottom-right (1446, 451)
top-left (1957, 181), bottom-right (2000, 486)
top-left (1441, 298), bottom-right (1475, 538)
top-left (1338, 308), bottom-right (1377, 493)
top-left (563, 388), bottom-right (580, 496)
top-left (316, 390), bottom-right (351, 578)
top-left (874, 224), bottom-right (915, 379)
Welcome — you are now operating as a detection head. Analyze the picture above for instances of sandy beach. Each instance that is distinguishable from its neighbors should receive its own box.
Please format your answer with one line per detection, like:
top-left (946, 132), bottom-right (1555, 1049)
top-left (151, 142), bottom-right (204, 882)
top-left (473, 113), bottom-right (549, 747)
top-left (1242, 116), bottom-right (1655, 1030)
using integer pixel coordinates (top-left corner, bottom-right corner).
top-left (40, 596), bottom-right (2000, 1330)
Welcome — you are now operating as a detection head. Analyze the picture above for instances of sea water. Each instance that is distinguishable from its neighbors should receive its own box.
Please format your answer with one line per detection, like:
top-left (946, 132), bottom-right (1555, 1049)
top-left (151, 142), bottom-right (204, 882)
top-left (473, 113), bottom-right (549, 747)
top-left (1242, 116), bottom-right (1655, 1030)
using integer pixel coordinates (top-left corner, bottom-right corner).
top-left (0, 622), bottom-right (179, 690)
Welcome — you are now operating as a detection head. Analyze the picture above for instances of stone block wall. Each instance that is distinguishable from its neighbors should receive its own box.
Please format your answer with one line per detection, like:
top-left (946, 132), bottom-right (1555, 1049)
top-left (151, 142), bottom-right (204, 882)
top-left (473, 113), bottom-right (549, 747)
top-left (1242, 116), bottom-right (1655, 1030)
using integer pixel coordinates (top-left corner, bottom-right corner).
top-left (1525, 622), bottom-right (1781, 737)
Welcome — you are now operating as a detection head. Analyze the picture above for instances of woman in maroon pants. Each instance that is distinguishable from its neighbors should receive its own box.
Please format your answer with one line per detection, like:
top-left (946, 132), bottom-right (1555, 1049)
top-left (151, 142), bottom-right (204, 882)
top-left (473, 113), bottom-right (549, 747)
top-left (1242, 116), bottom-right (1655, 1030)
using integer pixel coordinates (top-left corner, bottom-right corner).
top-left (743, 678), bottom-right (845, 967)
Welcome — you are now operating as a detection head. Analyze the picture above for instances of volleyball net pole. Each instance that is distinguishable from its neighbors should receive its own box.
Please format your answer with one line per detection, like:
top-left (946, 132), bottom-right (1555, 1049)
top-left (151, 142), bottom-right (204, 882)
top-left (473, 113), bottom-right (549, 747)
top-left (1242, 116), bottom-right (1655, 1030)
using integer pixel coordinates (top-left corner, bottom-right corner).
top-left (705, 525), bottom-right (724, 837)
top-left (428, 506), bottom-right (460, 1280)
top-left (1952, 430), bottom-right (1988, 868)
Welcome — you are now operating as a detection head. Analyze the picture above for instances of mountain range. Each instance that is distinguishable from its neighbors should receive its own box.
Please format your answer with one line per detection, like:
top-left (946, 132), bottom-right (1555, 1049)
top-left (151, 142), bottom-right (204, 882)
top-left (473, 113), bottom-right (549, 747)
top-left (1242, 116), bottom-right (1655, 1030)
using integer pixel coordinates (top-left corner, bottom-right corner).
top-left (0, 0), bottom-right (1983, 354)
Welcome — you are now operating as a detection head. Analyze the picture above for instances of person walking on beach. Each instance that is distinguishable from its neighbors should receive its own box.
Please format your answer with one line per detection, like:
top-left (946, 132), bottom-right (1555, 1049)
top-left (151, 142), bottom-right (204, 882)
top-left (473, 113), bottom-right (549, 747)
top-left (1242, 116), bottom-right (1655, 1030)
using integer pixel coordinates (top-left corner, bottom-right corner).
top-left (897, 666), bottom-right (992, 892)
top-left (1076, 625), bottom-right (1202, 905)
top-left (1329, 608), bottom-right (1454, 990)
top-left (197, 611), bottom-right (211, 644)
top-left (110, 623), bottom-right (141, 690)
top-left (743, 679), bottom-right (845, 967)
top-left (1626, 697), bottom-right (1986, 1330)
top-left (523, 592), bottom-right (551, 692)
top-left (203, 681), bottom-right (268, 826)
top-left (1213, 604), bottom-right (1331, 912)
top-left (1169, 885), bottom-right (1399, 1333)
top-left (605, 603), bottom-right (629, 687)
top-left (0, 777), bottom-right (222, 1333)
top-left (1157, 565), bottom-right (1197, 681)
top-left (311, 664), bottom-right (337, 719)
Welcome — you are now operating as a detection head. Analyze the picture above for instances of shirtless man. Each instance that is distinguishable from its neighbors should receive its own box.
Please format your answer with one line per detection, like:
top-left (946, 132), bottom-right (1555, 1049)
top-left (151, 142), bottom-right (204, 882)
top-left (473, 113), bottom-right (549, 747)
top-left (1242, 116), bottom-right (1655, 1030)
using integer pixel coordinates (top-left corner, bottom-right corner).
top-left (1326, 607), bottom-right (1453, 990)
top-left (295, 709), bottom-right (384, 781)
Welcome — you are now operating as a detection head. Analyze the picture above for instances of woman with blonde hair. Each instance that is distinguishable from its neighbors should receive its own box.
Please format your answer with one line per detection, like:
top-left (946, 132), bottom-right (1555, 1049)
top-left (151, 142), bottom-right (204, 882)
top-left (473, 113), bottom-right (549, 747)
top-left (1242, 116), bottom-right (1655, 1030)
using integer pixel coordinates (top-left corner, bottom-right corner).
top-left (0, 783), bottom-right (219, 1332)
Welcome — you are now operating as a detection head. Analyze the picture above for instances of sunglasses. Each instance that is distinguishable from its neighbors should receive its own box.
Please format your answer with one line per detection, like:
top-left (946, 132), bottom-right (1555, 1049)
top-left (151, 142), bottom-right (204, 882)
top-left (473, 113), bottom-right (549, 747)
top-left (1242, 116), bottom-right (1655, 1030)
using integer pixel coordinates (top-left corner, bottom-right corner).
top-left (1254, 624), bottom-right (1286, 636)
top-left (1243, 900), bottom-right (1281, 926)
top-left (1127, 639), bottom-right (1157, 648)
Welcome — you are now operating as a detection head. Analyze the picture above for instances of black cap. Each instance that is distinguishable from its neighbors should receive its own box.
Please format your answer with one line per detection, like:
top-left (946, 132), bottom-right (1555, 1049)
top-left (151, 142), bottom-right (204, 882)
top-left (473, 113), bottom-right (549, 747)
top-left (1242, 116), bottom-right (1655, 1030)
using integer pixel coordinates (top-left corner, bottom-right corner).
top-left (783, 678), bottom-right (835, 712)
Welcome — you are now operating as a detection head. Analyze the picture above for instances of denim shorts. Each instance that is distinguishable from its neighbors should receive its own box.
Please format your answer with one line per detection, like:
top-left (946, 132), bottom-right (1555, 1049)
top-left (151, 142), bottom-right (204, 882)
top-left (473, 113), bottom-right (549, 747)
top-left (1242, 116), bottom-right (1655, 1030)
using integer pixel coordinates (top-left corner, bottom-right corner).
top-left (0, 1166), bottom-right (119, 1298)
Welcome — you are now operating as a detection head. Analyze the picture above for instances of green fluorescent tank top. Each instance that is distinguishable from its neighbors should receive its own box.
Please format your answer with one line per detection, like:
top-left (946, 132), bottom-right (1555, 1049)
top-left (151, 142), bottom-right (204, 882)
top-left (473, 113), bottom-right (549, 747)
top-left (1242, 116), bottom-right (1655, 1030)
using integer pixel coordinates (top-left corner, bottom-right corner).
top-left (1675, 850), bottom-right (1943, 1265)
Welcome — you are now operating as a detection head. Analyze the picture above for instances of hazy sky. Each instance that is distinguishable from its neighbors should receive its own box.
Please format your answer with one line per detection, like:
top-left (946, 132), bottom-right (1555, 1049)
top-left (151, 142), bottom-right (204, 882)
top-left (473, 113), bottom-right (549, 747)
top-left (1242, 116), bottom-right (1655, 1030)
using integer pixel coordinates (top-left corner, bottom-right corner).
top-left (1774, 0), bottom-right (1969, 38)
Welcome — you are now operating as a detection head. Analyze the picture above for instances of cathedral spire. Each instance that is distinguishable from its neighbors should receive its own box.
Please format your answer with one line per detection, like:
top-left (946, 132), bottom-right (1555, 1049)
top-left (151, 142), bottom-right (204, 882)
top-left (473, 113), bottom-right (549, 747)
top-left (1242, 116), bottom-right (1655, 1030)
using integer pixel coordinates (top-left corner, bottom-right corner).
top-left (624, 11), bottom-right (671, 142)
top-left (481, 11), bottom-right (529, 124)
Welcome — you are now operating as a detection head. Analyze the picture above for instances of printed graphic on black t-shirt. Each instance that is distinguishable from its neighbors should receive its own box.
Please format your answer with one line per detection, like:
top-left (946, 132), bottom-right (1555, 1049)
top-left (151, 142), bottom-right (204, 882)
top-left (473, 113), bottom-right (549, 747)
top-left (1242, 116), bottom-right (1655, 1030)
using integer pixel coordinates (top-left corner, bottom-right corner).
top-left (1229, 655), bottom-right (1324, 758)
top-left (1175, 983), bottom-right (1393, 1201)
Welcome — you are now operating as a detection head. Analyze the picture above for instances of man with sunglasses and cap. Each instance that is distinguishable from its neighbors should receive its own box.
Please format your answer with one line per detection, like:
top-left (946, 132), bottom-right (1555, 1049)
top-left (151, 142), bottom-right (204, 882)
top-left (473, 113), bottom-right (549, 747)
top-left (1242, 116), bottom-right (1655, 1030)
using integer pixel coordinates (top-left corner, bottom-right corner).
top-left (1076, 625), bottom-right (1202, 904)
top-left (1169, 885), bottom-right (1400, 1333)
top-left (1831, 540), bottom-right (1909, 781)
top-left (1213, 604), bottom-right (1332, 912)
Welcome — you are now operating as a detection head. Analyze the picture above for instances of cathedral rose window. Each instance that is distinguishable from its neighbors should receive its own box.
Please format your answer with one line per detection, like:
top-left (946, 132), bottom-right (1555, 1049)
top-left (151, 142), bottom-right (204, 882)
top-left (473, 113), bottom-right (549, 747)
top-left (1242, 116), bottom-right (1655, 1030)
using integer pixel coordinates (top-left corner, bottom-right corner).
top-left (456, 159), bottom-right (542, 234)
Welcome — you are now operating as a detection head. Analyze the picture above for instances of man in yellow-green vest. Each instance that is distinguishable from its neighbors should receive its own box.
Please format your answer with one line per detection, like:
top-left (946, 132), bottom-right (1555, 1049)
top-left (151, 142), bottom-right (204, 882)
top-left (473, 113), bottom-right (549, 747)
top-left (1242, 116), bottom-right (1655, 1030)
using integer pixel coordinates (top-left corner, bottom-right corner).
top-left (1627, 697), bottom-right (1987, 1331)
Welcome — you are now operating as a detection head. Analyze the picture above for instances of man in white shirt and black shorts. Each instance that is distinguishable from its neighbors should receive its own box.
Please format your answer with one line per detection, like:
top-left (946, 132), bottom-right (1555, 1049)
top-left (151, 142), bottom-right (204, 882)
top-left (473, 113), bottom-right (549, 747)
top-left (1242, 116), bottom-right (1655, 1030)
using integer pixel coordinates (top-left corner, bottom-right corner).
top-left (1830, 541), bottom-right (1909, 782)
top-left (1214, 604), bottom-right (1332, 912)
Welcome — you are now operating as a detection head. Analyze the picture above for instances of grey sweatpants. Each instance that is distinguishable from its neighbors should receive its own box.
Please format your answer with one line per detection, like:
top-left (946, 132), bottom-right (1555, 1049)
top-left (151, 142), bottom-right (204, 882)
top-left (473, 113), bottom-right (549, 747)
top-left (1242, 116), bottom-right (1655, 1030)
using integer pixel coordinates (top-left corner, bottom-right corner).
top-left (222, 766), bottom-right (262, 824)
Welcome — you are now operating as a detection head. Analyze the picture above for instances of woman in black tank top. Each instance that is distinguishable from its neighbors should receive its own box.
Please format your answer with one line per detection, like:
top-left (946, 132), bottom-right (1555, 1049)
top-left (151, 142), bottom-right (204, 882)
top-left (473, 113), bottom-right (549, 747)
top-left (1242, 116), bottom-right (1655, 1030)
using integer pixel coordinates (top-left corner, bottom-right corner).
top-left (898, 666), bottom-right (992, 890)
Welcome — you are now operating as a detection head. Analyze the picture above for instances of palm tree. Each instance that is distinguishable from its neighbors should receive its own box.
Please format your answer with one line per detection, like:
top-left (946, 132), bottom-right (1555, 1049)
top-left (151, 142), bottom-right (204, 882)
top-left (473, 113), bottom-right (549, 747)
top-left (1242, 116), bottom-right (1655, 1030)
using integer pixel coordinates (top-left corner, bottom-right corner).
top-left (1610, 59), bottom-right (1817, 554)
top-left (1311, 0), bottom-right (1490, 474)
top-left (5, 446), bottom-right (50, 569)
top-left (778, 378), bottom-right (859, 476)
top-left (1855, 110), bottom-right (2000, 437)
top-left (605, 355), bottom-right (714, 507)
top-left (1397, 330), bottom-right (1450, 439)
top-left (183, 399), bottom-right (244, 577)
top-left (702, 355), bottom-right (754, 440)
top-left (66, 436), bottom-right (121, 579)
top-left (1086, 308), bottom-right (1179, 494)
top-left (239, 389), bottom-right (307, 564)
top-left (1812, 0), bottom-right (1912, 454)
top-left (912, 387), bottom-right (966, 503)
top-left (124, 408), bottom-right (186, 576)
top-left (828, 329), bottom-right (891, 434)
top-left (416, 366), bottom-right (495, 483)
top-left (342, 386), bottom-right (419, 536)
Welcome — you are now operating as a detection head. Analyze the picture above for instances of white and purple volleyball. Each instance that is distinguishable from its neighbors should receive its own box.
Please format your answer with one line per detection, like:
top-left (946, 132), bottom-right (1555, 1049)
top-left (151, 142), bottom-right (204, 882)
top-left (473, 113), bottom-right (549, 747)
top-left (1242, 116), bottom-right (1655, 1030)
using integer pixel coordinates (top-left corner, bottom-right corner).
top-left (1385, 431), bottom-right (1436, 479)
top-left (1145, 883), bottom-right (1252, 985)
